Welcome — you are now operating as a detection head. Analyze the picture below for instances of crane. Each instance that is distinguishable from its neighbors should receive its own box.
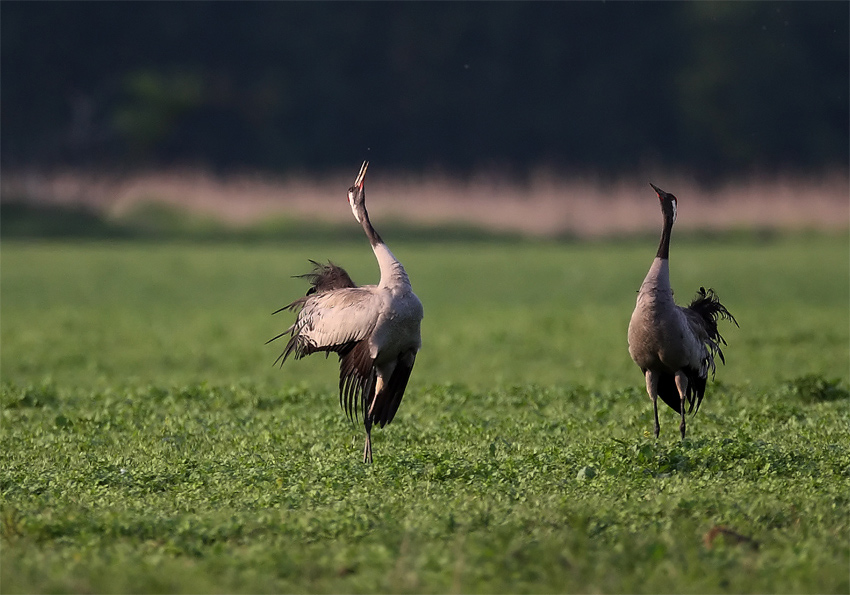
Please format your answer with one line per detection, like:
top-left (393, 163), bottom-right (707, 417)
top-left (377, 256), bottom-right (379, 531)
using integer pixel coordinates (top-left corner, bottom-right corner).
top-left (627, 183), bottom-right (737, 439)
top-left (268, 161), bottom-right (423, 462)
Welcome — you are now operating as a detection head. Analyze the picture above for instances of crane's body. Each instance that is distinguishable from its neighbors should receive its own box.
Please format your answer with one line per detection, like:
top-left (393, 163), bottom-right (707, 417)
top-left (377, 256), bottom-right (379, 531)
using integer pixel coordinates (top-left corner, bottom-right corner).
top-left (629, 258), bottom-right (705, 381)
top-left (628, 184), bottom-right (736, 439)
top-left (269, 162), bottom-right (423, 462)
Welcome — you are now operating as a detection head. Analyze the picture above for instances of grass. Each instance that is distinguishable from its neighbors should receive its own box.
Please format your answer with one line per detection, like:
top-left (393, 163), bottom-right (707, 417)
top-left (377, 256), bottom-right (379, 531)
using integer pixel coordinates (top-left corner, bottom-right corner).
top-left (1, 231), bottom-right (848, 593)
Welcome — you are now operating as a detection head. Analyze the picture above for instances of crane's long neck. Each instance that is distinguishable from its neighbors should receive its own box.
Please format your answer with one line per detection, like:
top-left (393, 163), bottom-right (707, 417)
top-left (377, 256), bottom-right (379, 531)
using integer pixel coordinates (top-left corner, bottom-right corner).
top-left (656, 211), bottom-right (674, 260)
top-left (640, 256), bottom-right (671, 296)
top-left (360, 208), bottom-right (411, 289)
top-left (639, 212), bottom-right (674, 298)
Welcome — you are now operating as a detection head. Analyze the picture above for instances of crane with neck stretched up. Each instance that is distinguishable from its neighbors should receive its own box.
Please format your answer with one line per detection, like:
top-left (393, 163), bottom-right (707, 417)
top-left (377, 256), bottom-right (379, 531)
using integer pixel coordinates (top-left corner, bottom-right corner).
top-left (627, 183), bottom-right (737, 439)
top-left (267, 161), bottom-right (423, 462)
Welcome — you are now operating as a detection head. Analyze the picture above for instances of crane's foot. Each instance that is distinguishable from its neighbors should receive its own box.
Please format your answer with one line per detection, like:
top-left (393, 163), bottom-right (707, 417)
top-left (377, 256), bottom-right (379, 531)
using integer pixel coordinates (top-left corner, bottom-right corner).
top-left (363, 434), bottom-right (373, 464)
top-left (679, 418), bottom-right (687, 440)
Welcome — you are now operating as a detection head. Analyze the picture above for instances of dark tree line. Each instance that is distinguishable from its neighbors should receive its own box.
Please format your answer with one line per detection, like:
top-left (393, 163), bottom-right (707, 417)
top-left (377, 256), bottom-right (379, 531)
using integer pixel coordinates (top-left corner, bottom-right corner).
top-left (2, 1), bottom-right (847, 178)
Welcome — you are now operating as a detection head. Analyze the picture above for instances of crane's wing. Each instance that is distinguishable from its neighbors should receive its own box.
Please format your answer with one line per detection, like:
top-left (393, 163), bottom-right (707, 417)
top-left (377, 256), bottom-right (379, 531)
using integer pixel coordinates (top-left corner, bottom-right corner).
top-left (269, 287), bottom-right (383, 423)
top-left (269, 287), bottom-right (380, 364)
top-left (338, 340), bottom-right (376, 423)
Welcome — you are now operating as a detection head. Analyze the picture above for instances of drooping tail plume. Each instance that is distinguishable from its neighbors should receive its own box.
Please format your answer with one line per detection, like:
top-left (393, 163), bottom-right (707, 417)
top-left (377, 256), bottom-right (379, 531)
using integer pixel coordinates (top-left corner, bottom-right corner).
top-left (299, 260), bottom-right (357, 295)
top-left (687, 286), bottom-right (738, 373)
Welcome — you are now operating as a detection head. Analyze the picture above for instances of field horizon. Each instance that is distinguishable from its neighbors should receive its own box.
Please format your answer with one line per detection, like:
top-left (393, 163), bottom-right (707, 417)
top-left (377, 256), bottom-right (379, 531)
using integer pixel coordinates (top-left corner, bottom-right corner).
top-left (2, 168), bottom-right (847, 239)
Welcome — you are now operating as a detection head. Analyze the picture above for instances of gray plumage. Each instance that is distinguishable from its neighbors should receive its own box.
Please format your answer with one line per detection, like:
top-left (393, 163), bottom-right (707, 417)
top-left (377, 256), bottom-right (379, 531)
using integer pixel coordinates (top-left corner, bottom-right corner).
top-left (627, 183), bottom-right (737, 439)
top-left (268, 162), bottom-right (423, 463)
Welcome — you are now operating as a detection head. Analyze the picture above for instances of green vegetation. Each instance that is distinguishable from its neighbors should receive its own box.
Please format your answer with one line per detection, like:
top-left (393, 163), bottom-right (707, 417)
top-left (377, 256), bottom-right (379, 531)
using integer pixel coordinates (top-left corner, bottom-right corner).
top-left (2, 233), bottom-right (848, 593)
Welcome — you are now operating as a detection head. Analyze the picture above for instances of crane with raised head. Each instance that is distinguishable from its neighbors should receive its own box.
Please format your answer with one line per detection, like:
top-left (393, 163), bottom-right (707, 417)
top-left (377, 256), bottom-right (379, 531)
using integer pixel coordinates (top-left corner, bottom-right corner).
top-left (268, 161), bottom-right (423, 463)
top-left (627, 183), bottom-right (737, 439)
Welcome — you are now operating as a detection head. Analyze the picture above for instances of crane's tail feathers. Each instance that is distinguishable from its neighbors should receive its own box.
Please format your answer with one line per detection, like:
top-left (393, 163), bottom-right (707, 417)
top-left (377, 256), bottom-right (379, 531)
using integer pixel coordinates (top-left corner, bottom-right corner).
top-left (687, 287), bottom-right (737, 379)
top-left (296, 260), bottom-right (357, 296)
top-left (688, 287), bottom-right (738, 331)
top-left (269, 261), bottom-right (357, 317)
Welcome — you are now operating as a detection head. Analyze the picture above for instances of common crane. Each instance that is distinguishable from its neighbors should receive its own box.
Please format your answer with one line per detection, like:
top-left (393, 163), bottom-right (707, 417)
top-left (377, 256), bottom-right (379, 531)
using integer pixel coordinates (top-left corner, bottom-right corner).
top-left (627, 183), bottom-right (737, 439)
top-left (268, 162), bottom-right (423, 462)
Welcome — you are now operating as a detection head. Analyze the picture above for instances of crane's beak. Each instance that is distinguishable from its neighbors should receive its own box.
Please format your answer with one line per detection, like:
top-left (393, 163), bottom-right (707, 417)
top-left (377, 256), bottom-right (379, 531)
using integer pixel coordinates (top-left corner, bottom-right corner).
top-left (649, 182), bottom-right (664, 196)
top-left (354, 161), bottom-right (369, 188)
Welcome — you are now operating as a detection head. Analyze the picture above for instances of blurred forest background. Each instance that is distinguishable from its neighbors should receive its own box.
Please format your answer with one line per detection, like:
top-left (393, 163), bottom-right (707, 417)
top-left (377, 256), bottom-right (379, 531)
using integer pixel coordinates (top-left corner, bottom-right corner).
top-left (1, 1), bottom-right (848, 236)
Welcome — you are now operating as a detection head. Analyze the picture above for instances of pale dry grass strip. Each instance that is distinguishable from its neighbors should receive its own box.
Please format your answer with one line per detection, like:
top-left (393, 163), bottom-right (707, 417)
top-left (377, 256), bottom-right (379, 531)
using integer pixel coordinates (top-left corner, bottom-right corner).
top-left (2, 168), bottom-right (847, 237)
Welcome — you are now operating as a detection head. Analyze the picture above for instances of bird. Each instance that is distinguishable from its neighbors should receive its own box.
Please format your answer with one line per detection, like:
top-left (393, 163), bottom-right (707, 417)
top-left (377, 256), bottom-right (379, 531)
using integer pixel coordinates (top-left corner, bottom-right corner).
top-left (267, 161), bottom-right (423, 463)
top-left (627, 183), bottom-right (737, 439)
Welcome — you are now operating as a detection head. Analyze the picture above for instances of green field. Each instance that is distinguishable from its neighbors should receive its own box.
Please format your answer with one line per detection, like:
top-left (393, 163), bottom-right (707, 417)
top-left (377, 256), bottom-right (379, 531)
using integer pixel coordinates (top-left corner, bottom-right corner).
top-left (1, 233), bottom-right (848, 593)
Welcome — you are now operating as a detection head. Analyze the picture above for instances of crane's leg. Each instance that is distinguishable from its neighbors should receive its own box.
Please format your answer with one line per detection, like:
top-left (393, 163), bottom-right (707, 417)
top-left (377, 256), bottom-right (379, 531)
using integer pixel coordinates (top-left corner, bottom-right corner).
top-left (674, 371), bottom-right (689, 439)
top-left (369, 375), bottom-right (385, 416)
top-left (363, 418), bottom-right (373, 464)
top-left (362, 371), bottom-right (386, 464)
top-left (645, 371), bottom-right (661, 439)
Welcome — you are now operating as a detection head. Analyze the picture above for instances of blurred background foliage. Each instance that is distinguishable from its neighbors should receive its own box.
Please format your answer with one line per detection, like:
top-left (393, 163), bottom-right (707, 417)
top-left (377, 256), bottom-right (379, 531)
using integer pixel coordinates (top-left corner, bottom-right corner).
top-left (1, 1), bottom-right (847, 178)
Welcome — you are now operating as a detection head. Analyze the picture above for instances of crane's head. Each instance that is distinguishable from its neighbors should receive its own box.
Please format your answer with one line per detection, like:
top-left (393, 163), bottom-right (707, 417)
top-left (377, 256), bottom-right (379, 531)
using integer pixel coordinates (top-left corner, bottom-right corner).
top-left (348, 161), bottom-right (369, 223)
top-left (650, 182), bottom-right (677, 223)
